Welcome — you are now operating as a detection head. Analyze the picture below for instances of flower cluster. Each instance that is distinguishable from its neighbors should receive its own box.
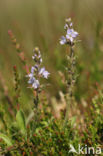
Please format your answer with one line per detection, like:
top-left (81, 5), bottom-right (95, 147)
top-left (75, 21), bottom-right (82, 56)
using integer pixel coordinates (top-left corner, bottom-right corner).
top-left (26, 47), bottom-right (50, 90)
top-left (60, 18), bottom-right (78, 45)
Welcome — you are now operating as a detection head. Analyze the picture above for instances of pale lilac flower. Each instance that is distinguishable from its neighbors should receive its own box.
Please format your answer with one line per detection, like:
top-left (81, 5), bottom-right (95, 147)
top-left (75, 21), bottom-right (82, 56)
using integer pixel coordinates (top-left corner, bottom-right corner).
top-left (31, 65), bottom-right (39, 73)
top-left (60, 18), bottom-right (78, 45)
top-left (40, 58), bottom-right (42, 63)
top-left (66, 28), bottom-right (78, 43)
top-left (32, 79), bottom-right (40, 89)
top-left (27, 73), bottom-right (40, 89)
top-left (27, 47), bottom-right (50, 90)
top-left (66, 34), bottom-right (73, 42)
top-left (64, 24), bottom-right (68, 30)
top-left (39, 67), bottom-right (50, 79)
top-left (31, 66), bottom-right (35, 73)
top-left (70, 22), bottom-right (73, 27)
top-left (28, 77), bottom-right (35, 84)
top-left (60, 36), bottom-right (66, 45)
top-left (32, 54), bottom-right (37, 60)
top-left (67, 28), bottom-right (78, 38)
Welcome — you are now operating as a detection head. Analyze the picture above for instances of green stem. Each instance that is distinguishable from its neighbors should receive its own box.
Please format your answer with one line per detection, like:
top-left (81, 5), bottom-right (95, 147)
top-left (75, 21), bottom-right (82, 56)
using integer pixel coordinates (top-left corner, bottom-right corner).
top-left (34, 91), bottom-right (39, 125)
top-left (64, 46), bottom-right (75, 127)
top-left (64, 94), bottom-right (71, 127)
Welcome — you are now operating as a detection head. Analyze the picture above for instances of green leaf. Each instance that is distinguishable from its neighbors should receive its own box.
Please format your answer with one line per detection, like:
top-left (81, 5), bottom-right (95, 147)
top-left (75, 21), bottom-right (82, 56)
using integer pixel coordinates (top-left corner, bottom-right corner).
top-left (0, 133), bottom-right (13, 147)
top-left (70, 116), bottom-right (77, 127)
top-left (16, 110), bottom-right (27, 136)
top-left (26, 111), bottom-right (34, 126)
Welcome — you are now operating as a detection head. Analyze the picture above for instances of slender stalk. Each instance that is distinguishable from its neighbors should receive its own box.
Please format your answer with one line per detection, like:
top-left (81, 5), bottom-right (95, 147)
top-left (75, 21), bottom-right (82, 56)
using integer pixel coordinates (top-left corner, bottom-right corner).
top-left (33, 91), bottom-right (39, 122)
top-left (34, 92), bottom-right (39, 108)
top-left (64, 46), bottom-right (76, 126)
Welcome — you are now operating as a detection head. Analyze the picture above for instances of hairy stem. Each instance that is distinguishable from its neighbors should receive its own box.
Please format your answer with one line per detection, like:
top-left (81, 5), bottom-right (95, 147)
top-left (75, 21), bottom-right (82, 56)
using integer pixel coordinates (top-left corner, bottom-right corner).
top-left (64, 46), bottom-right (76, 126)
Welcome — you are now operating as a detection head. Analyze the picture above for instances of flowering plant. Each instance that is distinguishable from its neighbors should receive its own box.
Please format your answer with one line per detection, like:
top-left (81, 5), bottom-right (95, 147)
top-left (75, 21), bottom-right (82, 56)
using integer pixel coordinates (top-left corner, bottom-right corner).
top-left (60, 18), bottom-right (78, 45)
top-left (60, 18), bottom-right (79, 126)
top-left (26, 47), bottom-right (50, 90)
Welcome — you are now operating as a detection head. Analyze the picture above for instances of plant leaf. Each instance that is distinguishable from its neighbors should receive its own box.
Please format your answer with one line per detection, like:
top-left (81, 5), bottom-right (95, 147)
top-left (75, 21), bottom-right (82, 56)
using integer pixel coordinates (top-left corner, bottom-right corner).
top-left (26, 111), bottom-right (34, 126)
top-left (0, 133), bottom-right (13, 147)
top-left (16, 110), bottom-right (27, 136)
top-left (70, 116), bottom-right (77, 127)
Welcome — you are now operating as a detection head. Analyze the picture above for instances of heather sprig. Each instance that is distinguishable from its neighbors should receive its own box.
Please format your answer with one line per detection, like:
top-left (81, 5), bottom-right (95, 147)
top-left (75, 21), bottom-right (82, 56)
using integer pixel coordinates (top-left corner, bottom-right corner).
top-left (60, 18), bottom-right (79, 126)
top-left (8, 30), bottom-right (29, 74)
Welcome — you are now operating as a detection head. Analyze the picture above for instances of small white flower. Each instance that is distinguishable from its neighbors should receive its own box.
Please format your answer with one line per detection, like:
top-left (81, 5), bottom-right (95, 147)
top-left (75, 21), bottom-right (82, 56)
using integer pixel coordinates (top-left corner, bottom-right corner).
top-left (39, 67), bottom-right (50, 79)
top-left (38, 54), bottom-right (41, 58)
top-left (43, 70), bottom-right (50, 79)
top-left (28, 77), bottom-right (35, 84)
top-left (70, 22), bottom-right (73, 27)
top-left (32, 54), bottom-right (37, 60)
top-left (60, 36), bottom-right (66, 45)
top-left (32, 79), bottom-right (40, 89)
top-left (60, 18), bottom-right (78, 45)
top-left (66, 34), bottom-right (73, 42)
top-left (66, 28), bottom-right (78, 43)
top-left (64, 24), bottom-right (68, 30)
top-left (67, 28), bottom-right (78, 38)
top-left (40, 58), bottom-right (42, 63)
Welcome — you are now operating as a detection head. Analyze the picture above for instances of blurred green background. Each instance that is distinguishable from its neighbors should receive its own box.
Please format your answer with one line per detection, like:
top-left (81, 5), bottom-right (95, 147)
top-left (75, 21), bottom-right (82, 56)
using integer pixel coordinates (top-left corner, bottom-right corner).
top-left (0, 0), bottom-right (103, 115)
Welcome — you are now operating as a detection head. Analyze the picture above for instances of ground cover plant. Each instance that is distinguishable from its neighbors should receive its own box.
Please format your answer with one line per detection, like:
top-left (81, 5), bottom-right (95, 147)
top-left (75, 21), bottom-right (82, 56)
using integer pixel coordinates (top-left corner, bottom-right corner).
top-left (0, 0), bottom-right (103, 155)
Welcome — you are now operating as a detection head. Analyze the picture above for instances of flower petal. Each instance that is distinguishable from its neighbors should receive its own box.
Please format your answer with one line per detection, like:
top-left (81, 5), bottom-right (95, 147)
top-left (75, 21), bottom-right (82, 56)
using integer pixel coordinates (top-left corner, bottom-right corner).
top-left (60, 36), bottom-right (66, 45)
